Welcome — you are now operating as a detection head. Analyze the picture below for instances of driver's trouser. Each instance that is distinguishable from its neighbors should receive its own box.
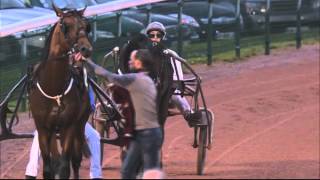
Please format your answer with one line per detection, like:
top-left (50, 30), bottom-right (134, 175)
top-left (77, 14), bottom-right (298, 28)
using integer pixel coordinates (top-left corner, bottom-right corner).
top-left (171, 94), bottom-right (191, 115)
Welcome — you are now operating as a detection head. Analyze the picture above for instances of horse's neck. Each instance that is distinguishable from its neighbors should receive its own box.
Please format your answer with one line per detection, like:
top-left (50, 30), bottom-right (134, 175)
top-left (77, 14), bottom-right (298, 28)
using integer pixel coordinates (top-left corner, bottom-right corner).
top-left (48, 32), bottom-right (70, 58)
top-left (38, 35), bottom-right (72, 94)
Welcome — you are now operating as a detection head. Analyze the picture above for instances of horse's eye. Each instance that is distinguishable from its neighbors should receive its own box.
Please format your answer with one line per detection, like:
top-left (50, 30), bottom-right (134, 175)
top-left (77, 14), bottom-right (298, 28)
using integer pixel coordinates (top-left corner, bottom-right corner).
top-left (60, 21), bottom-right (68, 34)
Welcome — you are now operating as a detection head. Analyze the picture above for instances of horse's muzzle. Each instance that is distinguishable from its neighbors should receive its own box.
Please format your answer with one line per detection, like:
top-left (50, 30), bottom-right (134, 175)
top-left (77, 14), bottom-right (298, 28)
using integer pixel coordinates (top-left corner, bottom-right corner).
top-left (80, 46), bottom-right (93, 58)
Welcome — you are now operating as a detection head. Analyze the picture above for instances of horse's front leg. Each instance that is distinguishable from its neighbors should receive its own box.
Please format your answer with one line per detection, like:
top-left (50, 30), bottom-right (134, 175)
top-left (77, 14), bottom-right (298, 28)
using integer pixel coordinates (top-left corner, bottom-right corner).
top-left (71, 154), bottom-right (81, 179)
top-left (38, 130), bottom-right (54, 179)
top-left (59, 153), bottom-right (71, 179)
top-left (71, 130), bottom-right (83, 179)
top-left (59, 129), bottom-right (72, 179)
top-left (72, 111), bottom-right (92, 179)
top-left (50, 133), bottom-right (60, 178)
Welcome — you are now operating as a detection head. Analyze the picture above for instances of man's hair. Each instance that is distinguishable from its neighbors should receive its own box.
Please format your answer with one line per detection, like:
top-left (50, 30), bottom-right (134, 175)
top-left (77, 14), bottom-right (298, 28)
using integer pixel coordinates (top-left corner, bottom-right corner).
top-left (134, 49), bottom-right (155, 73)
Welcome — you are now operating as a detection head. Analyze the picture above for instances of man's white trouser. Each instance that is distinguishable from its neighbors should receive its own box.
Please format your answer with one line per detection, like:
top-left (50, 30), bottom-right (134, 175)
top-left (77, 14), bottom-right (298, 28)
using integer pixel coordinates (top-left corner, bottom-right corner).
top-left (25, 123), bottom-right (102, 179)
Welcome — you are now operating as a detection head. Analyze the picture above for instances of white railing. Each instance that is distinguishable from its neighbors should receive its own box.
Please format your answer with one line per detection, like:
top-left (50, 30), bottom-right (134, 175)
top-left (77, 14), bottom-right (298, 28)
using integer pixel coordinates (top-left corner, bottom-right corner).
top-left (0, 0), bottom-right (166, 38)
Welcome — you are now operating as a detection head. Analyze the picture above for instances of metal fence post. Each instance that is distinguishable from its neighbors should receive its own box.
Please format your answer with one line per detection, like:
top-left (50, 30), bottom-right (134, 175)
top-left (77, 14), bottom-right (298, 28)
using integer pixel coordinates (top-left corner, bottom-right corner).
top-left (235, 0), bottom-right (241, 58)
top-left (116, 11), bottom-right (122, 39)
top-left (177, 0), bottom-right (184, 56)
top-left (92, 15), bottom-right (97, 42)
top-left (0, 63), bottom-right (2, 99)
top-left (21, 37), bottom-right (27, 111)
top-left (296, 0), bottom-right (302, 49)
top-left (207, 0), bottom-right (214, 65)
top-left (265, 0), bottom-right (271, 55)
top-left (146, 4), bottom-right (152, 25)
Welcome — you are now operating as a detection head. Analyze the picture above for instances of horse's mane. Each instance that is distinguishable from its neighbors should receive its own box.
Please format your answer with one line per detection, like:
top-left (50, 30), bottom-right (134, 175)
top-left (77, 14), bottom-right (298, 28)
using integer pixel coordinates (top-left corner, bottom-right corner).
top-left (28, 22), bottom-right (58, 81)
top-left (41, 23), bottom-right (58, 61)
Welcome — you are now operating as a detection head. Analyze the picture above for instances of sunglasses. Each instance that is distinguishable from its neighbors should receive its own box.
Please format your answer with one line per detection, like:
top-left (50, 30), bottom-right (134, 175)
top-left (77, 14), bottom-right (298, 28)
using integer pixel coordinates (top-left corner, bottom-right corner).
top-left (148, 33), bottom-right (164, 39)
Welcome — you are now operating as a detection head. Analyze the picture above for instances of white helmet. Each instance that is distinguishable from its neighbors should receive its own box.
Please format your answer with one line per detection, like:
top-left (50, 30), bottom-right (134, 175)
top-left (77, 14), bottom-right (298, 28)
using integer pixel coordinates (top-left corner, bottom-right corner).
top-left (145, 22), bottom-right (166, 36)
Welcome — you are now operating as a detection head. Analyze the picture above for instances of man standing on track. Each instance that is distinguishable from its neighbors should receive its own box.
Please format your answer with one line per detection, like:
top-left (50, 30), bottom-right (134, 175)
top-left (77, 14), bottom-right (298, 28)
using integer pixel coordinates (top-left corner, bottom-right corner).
top-left (79, 49), bottom-right (163, 179)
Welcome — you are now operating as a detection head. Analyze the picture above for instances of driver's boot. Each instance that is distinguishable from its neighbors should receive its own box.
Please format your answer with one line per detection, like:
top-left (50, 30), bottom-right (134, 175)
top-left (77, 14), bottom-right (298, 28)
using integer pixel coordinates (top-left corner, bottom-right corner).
top-left (183, 110), bottom-right (202, 127)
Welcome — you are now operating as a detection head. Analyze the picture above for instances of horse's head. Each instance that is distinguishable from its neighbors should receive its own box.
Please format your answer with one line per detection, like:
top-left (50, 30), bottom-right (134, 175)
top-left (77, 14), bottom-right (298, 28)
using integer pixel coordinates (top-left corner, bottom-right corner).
top-left (119, 34), bottom-right (149, 73)
top-left (52, 4), bottom-right (92, 58)
top-left (128, 33), bottom-right (149, 50)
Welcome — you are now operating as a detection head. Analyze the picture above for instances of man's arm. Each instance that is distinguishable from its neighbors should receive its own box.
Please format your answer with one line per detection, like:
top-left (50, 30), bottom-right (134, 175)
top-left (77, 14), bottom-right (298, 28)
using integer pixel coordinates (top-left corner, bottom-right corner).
top-left (85, 59), bottom-right (135, 87)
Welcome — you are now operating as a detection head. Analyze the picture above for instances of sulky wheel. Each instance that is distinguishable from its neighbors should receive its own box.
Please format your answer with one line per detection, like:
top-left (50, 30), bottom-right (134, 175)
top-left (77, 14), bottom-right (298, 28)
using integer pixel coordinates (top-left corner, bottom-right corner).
top-left (197, 126), bottom-right (207, 175)
top-left (196, 108), bottom-right (213, 175)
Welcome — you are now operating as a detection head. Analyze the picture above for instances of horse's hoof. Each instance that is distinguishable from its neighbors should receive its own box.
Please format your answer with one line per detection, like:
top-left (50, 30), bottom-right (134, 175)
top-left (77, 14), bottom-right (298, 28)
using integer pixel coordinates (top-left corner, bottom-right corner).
top-left (25, 175), bottom-right (36, 179)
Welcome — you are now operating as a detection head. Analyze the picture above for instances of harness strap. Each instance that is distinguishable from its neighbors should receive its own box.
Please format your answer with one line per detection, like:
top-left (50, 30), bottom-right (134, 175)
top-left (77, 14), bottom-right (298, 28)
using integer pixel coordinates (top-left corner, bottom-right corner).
top-left (83, 67), bottom-right (88, 88)
top-left (36, 78), bottom-right (74, 106)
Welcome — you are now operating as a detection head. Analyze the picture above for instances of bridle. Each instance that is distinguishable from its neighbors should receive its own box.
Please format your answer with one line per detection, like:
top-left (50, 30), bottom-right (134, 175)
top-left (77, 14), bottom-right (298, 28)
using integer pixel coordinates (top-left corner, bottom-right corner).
top-left (57, 11), bottom-right (91, 58)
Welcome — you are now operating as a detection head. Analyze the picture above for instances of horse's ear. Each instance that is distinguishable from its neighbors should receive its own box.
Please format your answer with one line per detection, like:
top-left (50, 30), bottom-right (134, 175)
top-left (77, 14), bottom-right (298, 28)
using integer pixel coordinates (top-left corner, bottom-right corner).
top-left (52, 3), bottom-right (63, 17)
top-left (78, 5), bottom-right (87, 16)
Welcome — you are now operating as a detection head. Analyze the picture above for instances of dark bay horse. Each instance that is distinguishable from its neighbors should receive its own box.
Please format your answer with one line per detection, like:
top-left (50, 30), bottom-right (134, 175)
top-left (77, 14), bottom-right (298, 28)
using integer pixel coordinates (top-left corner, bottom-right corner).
top-left (118, 34), bottom-right (150, 74)
top-left (28, 5), bottom-right (92, 179)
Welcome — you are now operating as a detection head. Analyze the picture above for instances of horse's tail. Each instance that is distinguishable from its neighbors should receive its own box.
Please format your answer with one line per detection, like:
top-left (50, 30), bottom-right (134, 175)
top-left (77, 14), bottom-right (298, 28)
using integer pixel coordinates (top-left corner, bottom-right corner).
top-left (82, 140), bottom-right (91, 158)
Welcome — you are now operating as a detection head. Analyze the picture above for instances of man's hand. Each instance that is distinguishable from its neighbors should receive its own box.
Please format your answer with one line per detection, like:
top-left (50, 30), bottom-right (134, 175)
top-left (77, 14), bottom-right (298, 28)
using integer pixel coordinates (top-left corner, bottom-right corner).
top-left (73, 52), bottom-right (84, 62)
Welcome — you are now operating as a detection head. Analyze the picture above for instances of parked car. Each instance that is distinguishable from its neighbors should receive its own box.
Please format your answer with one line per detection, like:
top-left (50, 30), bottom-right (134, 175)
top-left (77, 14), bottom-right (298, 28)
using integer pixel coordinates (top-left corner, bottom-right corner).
top-left (140, 0), bottom-right (240, 39)
top-left (240, 0), bottom-right (320, 32)
top-left (95, 0), bottom-right (200, 42)
top-left (27, 0), bottom-right (94, 9)
top-left (94, 11), bottom-right (145, 38)
top-left (122, 9), bottom-right (200, 41)
top-left (0, 0), bottom-right (52, 62)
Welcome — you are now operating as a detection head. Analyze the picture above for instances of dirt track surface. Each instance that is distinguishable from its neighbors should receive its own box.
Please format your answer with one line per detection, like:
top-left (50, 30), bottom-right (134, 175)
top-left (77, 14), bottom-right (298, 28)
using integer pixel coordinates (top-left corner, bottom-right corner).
top-left (0, 44), bottom-right (319, 179)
